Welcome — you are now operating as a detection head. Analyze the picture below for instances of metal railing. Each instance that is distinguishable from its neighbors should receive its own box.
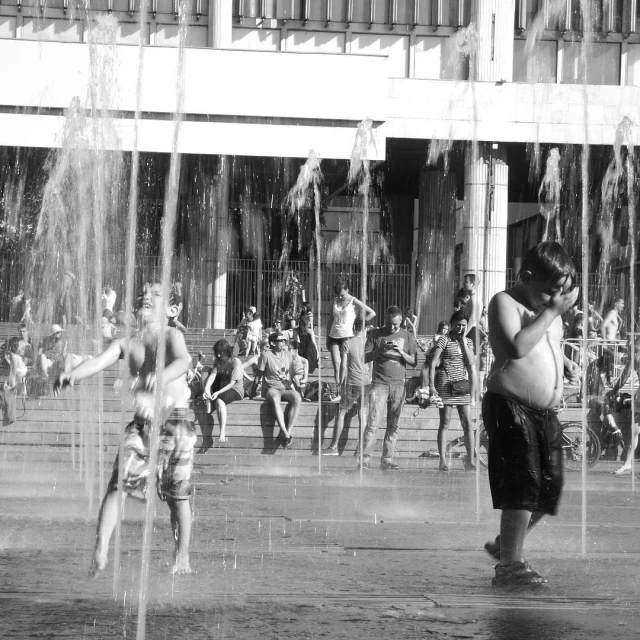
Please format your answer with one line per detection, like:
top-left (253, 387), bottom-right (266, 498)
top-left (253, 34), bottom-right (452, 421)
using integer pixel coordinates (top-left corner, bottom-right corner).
top-left (233, 0), bottom-right (472, 29)
top-left (225, 258), bottom-right (411, 330)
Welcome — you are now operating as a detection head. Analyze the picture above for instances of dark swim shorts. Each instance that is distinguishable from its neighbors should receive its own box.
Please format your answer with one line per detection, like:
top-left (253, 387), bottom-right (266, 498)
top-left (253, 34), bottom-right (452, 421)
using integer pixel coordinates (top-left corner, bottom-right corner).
top-left (482, 391), bottom-right (564, 516)
top-left (108, 408), bottom-right (196, 502)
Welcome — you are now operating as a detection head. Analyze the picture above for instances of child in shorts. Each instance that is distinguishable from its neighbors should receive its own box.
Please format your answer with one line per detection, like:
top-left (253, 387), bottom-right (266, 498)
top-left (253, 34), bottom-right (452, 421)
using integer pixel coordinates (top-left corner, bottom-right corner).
top-left (483, 242), bottom-right (580, 588)
top-left (54, 282), bottom-right (194, 576)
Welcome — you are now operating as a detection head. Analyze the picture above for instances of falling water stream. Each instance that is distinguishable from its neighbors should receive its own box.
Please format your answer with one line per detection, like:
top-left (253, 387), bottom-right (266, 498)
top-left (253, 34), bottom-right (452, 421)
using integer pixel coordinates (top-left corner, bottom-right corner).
top-left (113, 0), bottom-right (147, 599)
top-left (347, 119), bottom-right (375, 484)
top-left (3, 2), bottom-right (640, 636)
top-left (136, 1), bottom-right (189, 637)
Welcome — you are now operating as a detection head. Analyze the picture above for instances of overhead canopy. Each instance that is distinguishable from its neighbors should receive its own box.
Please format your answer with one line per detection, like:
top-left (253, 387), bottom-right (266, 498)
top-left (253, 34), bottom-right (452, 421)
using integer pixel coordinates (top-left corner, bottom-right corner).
top-left (0, 40), bottom-right (387, 160)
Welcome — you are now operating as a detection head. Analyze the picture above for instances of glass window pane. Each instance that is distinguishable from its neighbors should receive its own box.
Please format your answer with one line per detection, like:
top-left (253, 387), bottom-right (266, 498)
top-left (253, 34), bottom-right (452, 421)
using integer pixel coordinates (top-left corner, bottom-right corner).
top-left (22, 18), bottom-right (82, 42)
top-left (563, 41), bottom-right (620, 85)
top-left (156, 23), bottom-right (207, 46)
top-left (395, 0), bottom-right (413, 25)
top-left (513, 38), bottom-right (557, 83)
top-left (351, 0), bottom-right (372, 23)
top-left (263, 0), bottom-right (277, 18)
top-left (276, 0), bottom-right (299, 20)
top-left (239, 0), bottom-right (261, 18)
top-left (118, 21), bottom-right (151, 44)
top-left (329, 0), bottom-right (346, 22)
top-left (626, 43), bottom-right (640, 86)
top-left (415, 0), bottom-right (433, 26)
top-left (0, 16), bottom-right (16, 39)
top-left (432, 0), bottom-right (460, 27)
top-left (414, 35), bottom-right (447, 79)
top-left (373, 0), bottom-right (389, 24)
top-left (231, 26), bottom-right (280, 50)
top-left (308, 0), bottom-right (326, 21)
top-left (351, 32), bottom-right (409, 78)
top-left (289, 29), bottom-right (344, 52)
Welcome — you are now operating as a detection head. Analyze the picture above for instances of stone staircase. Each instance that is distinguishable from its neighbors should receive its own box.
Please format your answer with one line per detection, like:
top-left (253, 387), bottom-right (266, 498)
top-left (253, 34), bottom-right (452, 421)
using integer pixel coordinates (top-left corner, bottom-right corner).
top-left (0, 321), bottom-right (584, 469)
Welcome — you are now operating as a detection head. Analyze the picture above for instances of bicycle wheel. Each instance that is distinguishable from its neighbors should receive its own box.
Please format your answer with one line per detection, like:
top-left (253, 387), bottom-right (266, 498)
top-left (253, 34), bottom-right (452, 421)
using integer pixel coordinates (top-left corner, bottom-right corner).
top-left (444, 426), bottom-right (488, 468)
top-left (561, 422), bottom-right (601, 471)
top-left (476, 426), bottom-right (488, 468)
top-left (445, 436), bottom-right (466, 459)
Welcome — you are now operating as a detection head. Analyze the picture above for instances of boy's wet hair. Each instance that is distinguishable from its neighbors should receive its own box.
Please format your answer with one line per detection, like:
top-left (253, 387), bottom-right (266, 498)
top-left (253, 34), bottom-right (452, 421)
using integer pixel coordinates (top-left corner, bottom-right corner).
top-left (519, 242), bottom-right (577, 286)
top-left (450, 310), bottom-right (468, 324)
top-left (464, 273), bottom-right (476, 284)
top-left (134, 282), bottom-right (178, 310)
top-left (456, 288), bottom-right (469, 301)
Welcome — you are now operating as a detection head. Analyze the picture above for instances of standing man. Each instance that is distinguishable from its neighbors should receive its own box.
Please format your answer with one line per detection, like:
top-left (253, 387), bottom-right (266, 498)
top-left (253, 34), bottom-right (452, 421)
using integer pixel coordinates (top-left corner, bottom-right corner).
top-left (358, 306), bottom-right (417, 471)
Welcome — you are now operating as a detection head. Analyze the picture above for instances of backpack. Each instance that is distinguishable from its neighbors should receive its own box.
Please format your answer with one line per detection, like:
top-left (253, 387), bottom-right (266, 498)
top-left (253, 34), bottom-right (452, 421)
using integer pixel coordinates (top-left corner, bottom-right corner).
top-left (303, 381), bottom-right (333, 402)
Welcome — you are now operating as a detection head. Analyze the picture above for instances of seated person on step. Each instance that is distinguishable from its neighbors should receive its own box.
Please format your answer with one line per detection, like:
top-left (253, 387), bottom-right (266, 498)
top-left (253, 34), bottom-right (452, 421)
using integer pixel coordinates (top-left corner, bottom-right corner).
top-left (249, 332), bottom-right (303, 449)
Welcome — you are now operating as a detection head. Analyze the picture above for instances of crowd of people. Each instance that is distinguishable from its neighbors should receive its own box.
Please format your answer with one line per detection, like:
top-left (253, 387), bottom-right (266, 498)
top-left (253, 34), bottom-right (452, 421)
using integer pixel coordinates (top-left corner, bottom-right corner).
top-left (0, 242), bottom-right (637, 590)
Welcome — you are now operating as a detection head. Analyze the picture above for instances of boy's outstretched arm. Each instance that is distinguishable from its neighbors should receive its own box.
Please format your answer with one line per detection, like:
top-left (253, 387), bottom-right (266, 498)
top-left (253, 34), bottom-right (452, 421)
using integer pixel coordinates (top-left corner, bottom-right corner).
top-left (489, 286), bottom-right (579, 360)
top-left (53, 339), bottom-right (124, 394)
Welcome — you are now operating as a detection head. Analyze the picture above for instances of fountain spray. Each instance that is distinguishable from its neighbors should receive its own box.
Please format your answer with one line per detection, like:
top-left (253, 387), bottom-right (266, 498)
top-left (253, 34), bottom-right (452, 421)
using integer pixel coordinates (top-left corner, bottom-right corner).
top-left (136, 2), bottom-right (189, 638)
top-left (348, 119), bottom-right (375, 484)
top-left (113, 0), bottom-right (147, 600)
top-left (286, 150), bottom-right (322, 472)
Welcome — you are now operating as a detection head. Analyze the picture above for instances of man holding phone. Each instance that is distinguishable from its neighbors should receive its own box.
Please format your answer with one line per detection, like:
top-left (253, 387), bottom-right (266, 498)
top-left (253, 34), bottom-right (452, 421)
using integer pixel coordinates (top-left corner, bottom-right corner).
top-left (359, 306), bottom-right (418, 470)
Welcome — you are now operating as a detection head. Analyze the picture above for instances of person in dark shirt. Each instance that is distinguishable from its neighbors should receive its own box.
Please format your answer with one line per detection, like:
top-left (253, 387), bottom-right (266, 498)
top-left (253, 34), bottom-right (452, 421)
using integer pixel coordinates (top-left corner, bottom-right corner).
top-left (358, 306), bottom-right (417, 471)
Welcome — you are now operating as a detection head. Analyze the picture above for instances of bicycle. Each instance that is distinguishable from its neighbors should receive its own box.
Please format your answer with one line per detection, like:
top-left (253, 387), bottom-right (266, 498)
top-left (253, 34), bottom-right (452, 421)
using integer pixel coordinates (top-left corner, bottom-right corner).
top-left (446, 417), bottom-right (601, 471)
top-left (445, 419), bottom-right (489, 468)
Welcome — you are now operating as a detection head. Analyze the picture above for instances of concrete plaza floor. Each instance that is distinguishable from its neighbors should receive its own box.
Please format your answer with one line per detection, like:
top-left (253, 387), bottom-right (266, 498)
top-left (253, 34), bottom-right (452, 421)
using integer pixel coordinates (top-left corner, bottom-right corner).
top-left (1, 451), bottom-right (639, 639)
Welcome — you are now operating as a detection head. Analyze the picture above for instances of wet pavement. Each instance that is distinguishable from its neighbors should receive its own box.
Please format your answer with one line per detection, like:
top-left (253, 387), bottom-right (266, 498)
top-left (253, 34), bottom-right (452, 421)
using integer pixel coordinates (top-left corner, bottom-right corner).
top-left (1, 452), bottom-right (639, 639)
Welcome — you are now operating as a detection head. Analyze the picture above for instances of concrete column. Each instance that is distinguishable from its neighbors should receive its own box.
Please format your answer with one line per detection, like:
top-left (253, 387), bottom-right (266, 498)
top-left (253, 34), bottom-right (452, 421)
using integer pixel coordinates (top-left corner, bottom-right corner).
top-left (471, 0), bottom-right (516, 82)
top-left (462, 144), bottom-right (509, 310)
top-left (212, 155), bottom-right (231, 329)
top-left (209, 0), bottom-right (233, 49)
top-left (416, 170), bottom-right (458, 335)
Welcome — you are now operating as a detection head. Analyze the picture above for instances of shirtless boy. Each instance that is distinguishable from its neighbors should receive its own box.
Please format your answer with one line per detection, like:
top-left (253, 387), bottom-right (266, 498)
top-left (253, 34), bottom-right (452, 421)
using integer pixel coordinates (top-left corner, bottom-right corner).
top-left (601, 296), bottom-right (625, 341)
top-left (54, 283), bottom-right (194, 576)
top-left (483, 242), bottom-right (580, 588)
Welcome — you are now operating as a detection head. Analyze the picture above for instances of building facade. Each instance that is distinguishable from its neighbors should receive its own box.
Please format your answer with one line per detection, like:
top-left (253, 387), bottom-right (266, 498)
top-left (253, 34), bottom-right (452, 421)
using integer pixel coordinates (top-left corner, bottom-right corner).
top-left (0, 1), bottom-right (638, 330)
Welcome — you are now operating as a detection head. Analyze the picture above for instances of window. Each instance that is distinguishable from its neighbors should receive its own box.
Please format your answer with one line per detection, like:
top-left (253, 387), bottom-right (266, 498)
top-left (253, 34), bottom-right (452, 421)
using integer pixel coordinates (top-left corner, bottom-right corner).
top-left (562, 41), bottom-right (620, 85)
top-left (626, 43), bottom-right (640, 85)
top-left (513, 39), bottom-right (557, 83)
top-left (414, 35), bottom-right (447, 79)
top-left (351, 32), bottom-right (409, 78)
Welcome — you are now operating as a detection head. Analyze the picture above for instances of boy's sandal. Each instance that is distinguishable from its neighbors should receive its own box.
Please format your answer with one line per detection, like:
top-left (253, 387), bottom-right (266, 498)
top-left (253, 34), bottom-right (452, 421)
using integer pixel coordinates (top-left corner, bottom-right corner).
top-left (492, 562), bottom-right (548, 588)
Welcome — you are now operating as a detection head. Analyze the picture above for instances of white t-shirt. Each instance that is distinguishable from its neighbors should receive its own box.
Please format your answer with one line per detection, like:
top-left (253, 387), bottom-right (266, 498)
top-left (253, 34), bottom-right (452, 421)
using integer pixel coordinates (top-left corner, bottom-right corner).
top-left (102, 290), bottom-right (117, 312)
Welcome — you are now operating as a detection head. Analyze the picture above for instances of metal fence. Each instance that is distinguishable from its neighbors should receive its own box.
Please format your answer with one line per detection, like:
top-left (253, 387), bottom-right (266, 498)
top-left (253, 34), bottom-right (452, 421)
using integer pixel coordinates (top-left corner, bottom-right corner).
top-left (225, 259), bottom-right (412, 330)
top-left (0, 254), bottom-right (412, 329)
top-left (506, 268), bottom-right (624, 306)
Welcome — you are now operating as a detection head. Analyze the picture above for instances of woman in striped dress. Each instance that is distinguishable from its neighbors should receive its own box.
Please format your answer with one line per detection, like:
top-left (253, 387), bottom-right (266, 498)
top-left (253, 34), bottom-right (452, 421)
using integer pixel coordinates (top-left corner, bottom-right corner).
top-left (428, 310), bottom-right (476, 471)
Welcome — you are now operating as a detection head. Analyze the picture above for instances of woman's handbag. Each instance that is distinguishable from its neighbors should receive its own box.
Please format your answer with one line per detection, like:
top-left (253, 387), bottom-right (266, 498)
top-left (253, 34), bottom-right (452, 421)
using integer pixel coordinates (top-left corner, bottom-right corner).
top-left (449, 379), bottom-right (470, 396)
